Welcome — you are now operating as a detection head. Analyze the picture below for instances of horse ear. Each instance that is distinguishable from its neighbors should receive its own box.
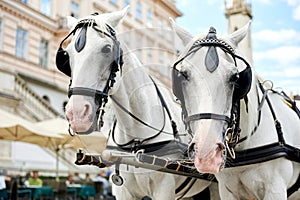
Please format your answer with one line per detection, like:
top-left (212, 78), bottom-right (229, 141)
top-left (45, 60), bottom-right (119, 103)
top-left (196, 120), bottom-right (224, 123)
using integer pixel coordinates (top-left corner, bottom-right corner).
top-left (169, 17), bottom-right (193, 46)
top-left (66, 16), bottom-right (78, 29)
top-left (106, 6), bottom-right (130, 27)
top-left (228, 21), bottom-right (251, 46)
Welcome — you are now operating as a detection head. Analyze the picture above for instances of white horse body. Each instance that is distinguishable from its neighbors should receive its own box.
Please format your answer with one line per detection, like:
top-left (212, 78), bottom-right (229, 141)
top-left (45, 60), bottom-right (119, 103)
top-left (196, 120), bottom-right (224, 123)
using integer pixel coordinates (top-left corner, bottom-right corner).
top-left (218, 76), bottom-right (300, 199)
top-left (171, 20), bottom-right (300, 199)
top-left (60, 8), bottom-right (219, 200)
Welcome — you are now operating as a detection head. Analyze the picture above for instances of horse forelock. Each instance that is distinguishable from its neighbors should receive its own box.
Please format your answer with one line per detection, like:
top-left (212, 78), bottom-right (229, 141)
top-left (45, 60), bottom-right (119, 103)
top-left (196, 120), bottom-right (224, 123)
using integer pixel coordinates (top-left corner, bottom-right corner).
top-left (69, 15), bottom-right (116, 39)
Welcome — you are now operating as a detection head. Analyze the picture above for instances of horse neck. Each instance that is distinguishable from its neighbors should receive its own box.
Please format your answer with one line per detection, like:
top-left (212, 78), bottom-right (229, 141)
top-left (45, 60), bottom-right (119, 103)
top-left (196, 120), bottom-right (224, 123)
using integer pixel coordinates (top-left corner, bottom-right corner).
top-left (109, 48), bottom-right (174, 144)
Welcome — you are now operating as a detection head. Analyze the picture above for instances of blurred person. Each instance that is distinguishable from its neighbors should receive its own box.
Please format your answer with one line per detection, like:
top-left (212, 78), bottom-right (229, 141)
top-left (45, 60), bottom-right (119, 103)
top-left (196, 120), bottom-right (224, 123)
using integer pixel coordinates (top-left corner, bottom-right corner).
top-left (93, 171), bottom-right (109, 197)
top-left (65, 173), bottom-right (74, 186)
top-left (23, 172), bottom-right (31, 186)
top-left (28, 171), bottom-right (43, 186)
top-left (105, 167), bottom-right (112, 178)
top-left (85, 173), bottom-right (92, 183)
top-left (0, 169), bottom-right (11, 200)
top-left (73, 172), bottom-right (82, 182)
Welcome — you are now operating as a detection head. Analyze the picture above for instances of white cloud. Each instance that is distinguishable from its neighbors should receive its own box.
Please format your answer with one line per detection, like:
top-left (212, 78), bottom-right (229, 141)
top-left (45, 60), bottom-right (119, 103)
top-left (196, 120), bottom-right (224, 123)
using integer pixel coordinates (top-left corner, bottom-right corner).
top-left (177, 0), bottom-right (189, 8)
top-left (207, 0), bottom-right (219, 5)
top-left (286, 0), bottom-right (300, 6)
top-left (293, 5), bottom-right (300, 20)
top-left (254, 46), bottom-right (300, 64)
top-left (285, 0), bottom-right (300, 20)
top-left (255, 0), bottom-right (272, 4)
top-left (255, 65), bottom-right (300, 93)
top-left (253, 29), bottom-right (300, 45)
top-left (285, 67), bottom-right (300, 77)
top-left (261, 65), bottom-right (300, 79)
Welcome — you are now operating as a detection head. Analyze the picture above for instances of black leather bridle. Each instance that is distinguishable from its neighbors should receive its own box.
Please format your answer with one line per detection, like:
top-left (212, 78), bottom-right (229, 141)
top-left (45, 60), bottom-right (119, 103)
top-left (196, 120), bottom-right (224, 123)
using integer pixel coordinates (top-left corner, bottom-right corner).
top-left (56, 18), bottom-right (122, 135)
top-left (172, 27), bottom-right (252, 157)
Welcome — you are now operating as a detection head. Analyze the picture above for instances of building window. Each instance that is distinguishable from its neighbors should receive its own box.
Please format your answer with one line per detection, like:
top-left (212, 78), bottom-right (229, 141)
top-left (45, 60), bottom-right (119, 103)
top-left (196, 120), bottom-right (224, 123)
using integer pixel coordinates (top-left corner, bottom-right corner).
top-left (136, 2), bottom-right (142, 21)
top-left (39, 38), bottom-right (49, 68)
top-left (158, 19), bottom-right (163, 34)
top-left (15, 27), bottom-right (27, 59)
top-left (0, 19), bottom-right (2, 50)
top-left (40, 0), bottom-right (51, 16)
top-left (159, 52), bottom-right (164, 65)
top-left (110, 0), bottom-right (117, 5)
top-left (147, 50), bottom-right (152, 64)
top-left (147, 10), bottom-right (152, 27)
top-left (19, 0), bottom-right (28, 4)
top-left (71, 1), bottom-right (79, 18)
top-left (159, 52), bottom-right (165, 75)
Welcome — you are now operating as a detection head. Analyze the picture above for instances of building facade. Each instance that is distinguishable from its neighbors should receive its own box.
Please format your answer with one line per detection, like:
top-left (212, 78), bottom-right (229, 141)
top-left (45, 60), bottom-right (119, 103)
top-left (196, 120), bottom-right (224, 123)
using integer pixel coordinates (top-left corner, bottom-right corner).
top-left (225, 0), bottom-right (253, 65)
top-left (0, 0), bottom-right (181, 174)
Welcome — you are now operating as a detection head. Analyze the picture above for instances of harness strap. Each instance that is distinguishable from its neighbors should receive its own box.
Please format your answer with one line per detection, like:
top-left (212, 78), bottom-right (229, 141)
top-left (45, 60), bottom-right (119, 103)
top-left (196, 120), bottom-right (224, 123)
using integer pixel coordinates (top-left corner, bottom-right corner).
top-left (226, 142), bottom-right (300, 167)
top-left (68, 87), bottom-right (108, 98)
top-left (288, 173), bottom-right (300, 197)
top-left (110, 95), bottom-right (167, 138)
top-left (176, 178), bottom-right (198, 199)
top-left (110, 77), bottom-right (180, 149)
top-left (175, 177), bottom-right (192, 194)
top-left (258, 82), bottom-right (286, 145)
top-left (149, 76), bottom-right (179, 138)
top-left (106, 140), bottom-right (180, 155)
top-left (185, 113), bottom-right (231, 124)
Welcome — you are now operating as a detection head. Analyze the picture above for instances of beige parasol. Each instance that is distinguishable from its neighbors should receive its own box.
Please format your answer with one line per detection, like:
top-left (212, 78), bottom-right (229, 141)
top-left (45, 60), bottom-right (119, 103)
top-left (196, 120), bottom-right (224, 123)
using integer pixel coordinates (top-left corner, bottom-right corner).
top-left (35, 118), bottom-right (108, 153)
top-left (0, 109), bottom-right (64, 147)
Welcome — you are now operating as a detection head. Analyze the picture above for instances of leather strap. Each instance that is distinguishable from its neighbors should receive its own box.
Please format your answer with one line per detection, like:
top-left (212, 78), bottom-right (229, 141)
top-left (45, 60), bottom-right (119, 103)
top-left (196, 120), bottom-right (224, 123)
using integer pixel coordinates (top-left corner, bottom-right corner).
top-left (185, 113), bottom-right (231, 124)
top-left (68, 87), bottom-right (108, 98)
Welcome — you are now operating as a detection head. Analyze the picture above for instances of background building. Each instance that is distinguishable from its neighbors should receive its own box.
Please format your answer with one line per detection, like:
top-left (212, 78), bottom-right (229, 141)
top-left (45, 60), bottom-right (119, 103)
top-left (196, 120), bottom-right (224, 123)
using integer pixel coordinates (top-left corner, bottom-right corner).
top-left (0, 0), bottom-right (181, 175)
top-left (225, 0), bottom-right (253, 65)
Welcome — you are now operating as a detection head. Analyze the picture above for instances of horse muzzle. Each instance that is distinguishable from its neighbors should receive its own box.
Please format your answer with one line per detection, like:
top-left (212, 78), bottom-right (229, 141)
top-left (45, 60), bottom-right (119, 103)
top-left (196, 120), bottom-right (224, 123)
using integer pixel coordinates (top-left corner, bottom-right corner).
top-left (65, 96), bottom-right (99, 134)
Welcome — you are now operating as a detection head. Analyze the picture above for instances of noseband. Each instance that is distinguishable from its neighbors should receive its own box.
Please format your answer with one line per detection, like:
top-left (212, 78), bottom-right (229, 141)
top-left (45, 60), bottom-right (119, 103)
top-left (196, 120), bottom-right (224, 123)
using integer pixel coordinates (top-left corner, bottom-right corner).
top-left (172, 27), bottom-right (252, 157)
top-left (56, 17), bottom-right (123, 135)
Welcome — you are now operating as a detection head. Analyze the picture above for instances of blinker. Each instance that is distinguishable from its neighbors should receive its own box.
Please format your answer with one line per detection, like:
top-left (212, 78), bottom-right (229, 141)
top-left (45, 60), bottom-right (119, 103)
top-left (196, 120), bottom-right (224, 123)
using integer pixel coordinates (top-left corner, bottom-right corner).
top-left (55, 18), bottom-right (123, 78)
top-left (56, 47), bottom-right (71, 77)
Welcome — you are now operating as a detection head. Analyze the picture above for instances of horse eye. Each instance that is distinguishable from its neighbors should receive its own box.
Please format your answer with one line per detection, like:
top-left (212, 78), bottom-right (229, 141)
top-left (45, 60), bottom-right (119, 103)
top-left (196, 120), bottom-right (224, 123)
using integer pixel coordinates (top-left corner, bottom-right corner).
top-left (229, 73), bottom-right (239, 82)
top-left (101, 44), bottom-right (112, 53)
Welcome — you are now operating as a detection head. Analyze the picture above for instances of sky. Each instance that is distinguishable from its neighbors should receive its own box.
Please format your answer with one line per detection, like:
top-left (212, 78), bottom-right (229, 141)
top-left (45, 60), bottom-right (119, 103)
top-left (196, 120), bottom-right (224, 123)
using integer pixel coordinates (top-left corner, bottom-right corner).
top-left (175, 0), bottom-right (300, 95)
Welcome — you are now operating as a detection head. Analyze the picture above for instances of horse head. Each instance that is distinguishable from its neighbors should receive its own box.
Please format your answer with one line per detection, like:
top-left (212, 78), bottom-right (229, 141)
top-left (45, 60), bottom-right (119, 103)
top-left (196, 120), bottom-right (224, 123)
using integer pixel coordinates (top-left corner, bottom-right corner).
top-left (56, 7), bottom-right (129, 134)
top-left (171, 20), bottom-right (252, 174)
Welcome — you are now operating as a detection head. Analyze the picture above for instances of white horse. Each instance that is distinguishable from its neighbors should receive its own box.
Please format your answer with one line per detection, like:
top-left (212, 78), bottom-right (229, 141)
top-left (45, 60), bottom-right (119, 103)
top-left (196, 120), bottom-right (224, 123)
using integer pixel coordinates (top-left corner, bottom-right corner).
top-left (171, 20), bottom-right (300, 199)
top-left (56, 7), bottom-right (220, 200)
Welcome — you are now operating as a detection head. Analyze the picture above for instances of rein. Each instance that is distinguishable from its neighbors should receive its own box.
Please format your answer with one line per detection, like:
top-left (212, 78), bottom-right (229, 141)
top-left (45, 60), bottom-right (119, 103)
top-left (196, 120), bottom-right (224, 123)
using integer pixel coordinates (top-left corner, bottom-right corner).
top-left (109, 76), bottom-right (180, 152)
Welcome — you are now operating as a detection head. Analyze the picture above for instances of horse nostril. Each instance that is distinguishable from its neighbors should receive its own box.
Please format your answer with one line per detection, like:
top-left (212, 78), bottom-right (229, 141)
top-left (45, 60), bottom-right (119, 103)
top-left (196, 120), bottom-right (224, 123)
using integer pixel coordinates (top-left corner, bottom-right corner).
top-left (83, 104), bottom-right (91, 117)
